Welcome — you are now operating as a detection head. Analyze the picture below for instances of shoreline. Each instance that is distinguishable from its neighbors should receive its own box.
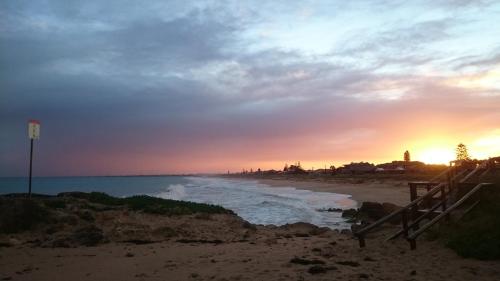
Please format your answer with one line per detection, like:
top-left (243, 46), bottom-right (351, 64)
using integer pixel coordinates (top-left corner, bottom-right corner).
top-left (224, 176), bottom-right (412, 206)
top-left (2, 192), bottom-right (499, 281)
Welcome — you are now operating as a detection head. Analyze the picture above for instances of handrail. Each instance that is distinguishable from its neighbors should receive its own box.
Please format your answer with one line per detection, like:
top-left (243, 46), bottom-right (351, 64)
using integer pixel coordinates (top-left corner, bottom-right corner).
top-left (407, 183), bottom-right (493, 244)
top-left (459, 163), bottom-right (485, 183)
top-left (355, 163), bottom-right (489, 248)
top-left (386, 198), bottom-right (445, 241)
top-left (429, 165), bottom-right (455, 182)
top-left (355, 183), bottom-right (444, 237)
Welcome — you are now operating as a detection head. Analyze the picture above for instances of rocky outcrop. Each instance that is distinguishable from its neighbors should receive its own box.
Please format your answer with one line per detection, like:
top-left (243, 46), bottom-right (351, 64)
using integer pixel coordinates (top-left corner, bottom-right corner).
top-left (357, 202), bottom-right (402, 224)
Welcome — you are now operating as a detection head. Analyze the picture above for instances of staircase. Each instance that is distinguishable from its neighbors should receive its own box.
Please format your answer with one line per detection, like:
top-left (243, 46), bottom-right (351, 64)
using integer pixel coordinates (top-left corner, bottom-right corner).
top-left (354, 157), bottom-right (499, 250)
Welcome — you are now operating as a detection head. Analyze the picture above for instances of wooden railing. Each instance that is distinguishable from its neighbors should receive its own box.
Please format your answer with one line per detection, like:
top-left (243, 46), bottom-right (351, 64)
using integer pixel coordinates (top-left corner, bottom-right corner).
top-left (407, 182), bottom-right (493, 249)
top-left (355, 183), bottom-right (445, 247)
top-left (354, 163), bottom-right (488, 249)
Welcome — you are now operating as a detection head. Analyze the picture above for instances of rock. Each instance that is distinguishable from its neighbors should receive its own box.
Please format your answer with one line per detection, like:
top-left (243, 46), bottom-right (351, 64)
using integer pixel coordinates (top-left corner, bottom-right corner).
top-left (318, 208), bottom-right (342, 212)
top-left (57, 214), bottom-right (79, 226)
top-left (264, 238), bottom-right (278, 245)
top-left (194, 213), bottom-right (211, 220)
top-left (341, 208), bottom-right (357, 218)
top-left (310, 227), bottom-right (330, 236)
top-left (307, 265), bottom-right (337, 274)
top-left (350, 224), bottom-right (363, 233)
top-left (381, 203), bottom-right (402, 224)
top-left (176, 239), bottom-right (223, 244)
top-left (241, 221), bottom-right (257, 230)
top-left (125, 252), bottom-right (134, 257)
top-left (72, 225), bottom-right (105, 246)
top-left (357, 202), bottom-right (403, 223)
top-left (336, 261), bottom-right (360, 267)
top-left (290, 257), bottom-right (325, 265)
top-left (340, 229), bottom-right (351, 235)
top-left (153, 226), bottom-right (177, 238)
top-left (279, 222), bottom-right (328, 237)
top-left (359, 273), bottom-right (370, 278)
top-left (51, 225), bottom-right (106, 247)
top-left (0, 236), bottom-right (15, 247)
top-left (308, 266), bottom-right (327, 274)
top-left (7, 238), bottom-right (21, 246)
top-left (358, 202), bottom-right (386, 220)
top-left (78, 210), bottom-right (95, 222)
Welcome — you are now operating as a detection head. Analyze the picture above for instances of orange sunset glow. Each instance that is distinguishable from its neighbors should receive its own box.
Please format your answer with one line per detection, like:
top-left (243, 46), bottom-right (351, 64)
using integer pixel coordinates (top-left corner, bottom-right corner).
top-left (2, 2), bottom-right (500, 280)
top-left (1, 1), bottom-right (499, 176)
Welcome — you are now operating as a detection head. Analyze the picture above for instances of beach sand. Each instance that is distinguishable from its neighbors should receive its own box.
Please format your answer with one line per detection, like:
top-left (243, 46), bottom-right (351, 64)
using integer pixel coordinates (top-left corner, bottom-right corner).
top-left (257, 178), bottom-right (411, 206)
top-left (1, 187), bottom-right (499, 281)
top-left (2, 226), bottom-right (500, 281)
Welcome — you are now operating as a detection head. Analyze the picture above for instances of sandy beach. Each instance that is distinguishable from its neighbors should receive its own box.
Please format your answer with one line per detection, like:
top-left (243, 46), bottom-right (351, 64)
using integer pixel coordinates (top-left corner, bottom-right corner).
top-left (2, 220), bottom-right (500, 281)
top-left (1, 193), bottom-right (500, 281)
top-left (256, 178), bottom-right (412, 206)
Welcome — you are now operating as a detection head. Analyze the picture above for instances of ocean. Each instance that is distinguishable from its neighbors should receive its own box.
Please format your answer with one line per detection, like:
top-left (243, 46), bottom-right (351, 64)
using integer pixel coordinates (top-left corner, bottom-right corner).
top-left (0, 176), bottom-right (357, 229)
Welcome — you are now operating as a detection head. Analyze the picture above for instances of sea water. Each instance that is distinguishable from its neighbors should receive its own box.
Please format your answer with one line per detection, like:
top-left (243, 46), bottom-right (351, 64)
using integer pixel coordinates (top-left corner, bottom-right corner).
top-left (0, 176), bottom-right (357, 228)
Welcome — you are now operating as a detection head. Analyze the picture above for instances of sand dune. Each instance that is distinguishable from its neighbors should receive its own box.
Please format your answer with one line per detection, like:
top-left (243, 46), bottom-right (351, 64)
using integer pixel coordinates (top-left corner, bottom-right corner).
top-left (1, 198), bottom-right (499, 281)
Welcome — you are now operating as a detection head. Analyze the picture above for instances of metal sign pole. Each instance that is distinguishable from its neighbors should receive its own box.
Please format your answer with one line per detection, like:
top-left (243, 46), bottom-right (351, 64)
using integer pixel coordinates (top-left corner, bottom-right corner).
top-left (28, 138), bottom-right (34, 198)
top-left (27, 119), bottom-right (40, 198)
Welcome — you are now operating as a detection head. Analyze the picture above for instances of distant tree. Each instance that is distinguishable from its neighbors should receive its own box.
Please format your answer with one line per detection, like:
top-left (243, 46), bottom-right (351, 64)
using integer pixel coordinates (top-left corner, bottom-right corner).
top-left (283, 163), bottom-right (289, 172)
top-left (257, 168), bottom-right (261, 173)
top-left (456, 143), bottom-right (471, 161)
top-left (404, 150), bottom-right (411, 162)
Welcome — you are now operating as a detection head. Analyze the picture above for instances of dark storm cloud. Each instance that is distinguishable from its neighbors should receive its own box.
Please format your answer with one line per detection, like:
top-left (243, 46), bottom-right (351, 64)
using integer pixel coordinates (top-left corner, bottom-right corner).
top-left (1, 0), bottom-right (499, 175)
top-left (0, 1), bottom-right (244, 174)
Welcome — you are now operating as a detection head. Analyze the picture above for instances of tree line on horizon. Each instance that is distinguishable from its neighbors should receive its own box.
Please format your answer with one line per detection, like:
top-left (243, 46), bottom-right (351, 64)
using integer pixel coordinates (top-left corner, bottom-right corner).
top-left (235, 143), bottom-right (477, 175)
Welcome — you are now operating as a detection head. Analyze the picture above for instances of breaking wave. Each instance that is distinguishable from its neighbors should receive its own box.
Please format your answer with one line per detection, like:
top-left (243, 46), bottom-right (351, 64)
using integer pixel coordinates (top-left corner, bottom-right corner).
top-left (152, 177), bottom-right (357, 229)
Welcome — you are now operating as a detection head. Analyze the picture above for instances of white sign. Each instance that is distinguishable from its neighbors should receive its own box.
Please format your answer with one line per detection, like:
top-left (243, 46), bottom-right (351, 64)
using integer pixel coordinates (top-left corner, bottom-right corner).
top-left (28, 120), bottom-right (40, 139)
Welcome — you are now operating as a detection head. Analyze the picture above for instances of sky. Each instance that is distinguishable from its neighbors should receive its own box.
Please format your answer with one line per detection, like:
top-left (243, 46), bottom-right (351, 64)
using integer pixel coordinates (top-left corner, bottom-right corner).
top-left (1, 0), bottom-right (500, 176)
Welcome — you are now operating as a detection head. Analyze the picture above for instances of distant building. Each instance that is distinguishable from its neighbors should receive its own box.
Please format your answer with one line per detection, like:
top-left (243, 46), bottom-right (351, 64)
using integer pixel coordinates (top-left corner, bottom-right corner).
top-left (338, 162), bottom-right (376, 174)
top-left (376, 160), bottom-right (426, 172)
top-left (285, 162), bottom-right (307, 174)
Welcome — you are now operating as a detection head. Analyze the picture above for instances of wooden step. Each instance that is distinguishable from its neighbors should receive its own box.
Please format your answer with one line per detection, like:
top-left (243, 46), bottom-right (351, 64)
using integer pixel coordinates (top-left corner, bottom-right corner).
top-left (417, 208), bottom-right (443, 214)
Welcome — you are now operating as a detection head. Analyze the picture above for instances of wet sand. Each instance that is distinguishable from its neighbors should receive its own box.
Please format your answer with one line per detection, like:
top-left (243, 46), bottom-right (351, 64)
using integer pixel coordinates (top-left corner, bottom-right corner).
top-left (257, 178), bottom-right (412, 206)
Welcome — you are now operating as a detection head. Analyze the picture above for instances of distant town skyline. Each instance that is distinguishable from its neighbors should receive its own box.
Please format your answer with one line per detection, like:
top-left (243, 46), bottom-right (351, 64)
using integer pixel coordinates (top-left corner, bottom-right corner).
top-left (1, 1), bottom-right (499, 176)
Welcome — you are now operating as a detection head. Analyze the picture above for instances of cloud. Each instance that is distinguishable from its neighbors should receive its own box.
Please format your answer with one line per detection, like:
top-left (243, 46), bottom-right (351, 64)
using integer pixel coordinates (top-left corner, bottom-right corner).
top-left (1, 0), bottom-right (500, 175)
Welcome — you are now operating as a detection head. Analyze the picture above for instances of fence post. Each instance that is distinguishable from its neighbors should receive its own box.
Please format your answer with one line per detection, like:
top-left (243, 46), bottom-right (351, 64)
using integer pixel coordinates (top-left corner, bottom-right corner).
top-left (409, 238), bottom-right (416, 250)
top-left (440, 184), bottom-right (450, 221)
top-left (401, 209), bottom-right (409, 238)
top-left (409, 183), bottom-right (417, 202)
top-left (358, 235), bottom-right (365, 248)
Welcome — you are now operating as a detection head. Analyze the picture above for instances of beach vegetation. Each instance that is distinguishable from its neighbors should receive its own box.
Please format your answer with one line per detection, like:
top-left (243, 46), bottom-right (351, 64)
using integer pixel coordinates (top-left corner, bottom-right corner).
top-left (404, 150), bottom-right (410, 162)
top-left (0, 199), bottom-right (50, 233)
top-left (61, 192), bottom-right (234, 216)
top-left (455, 143), bottom-right (471, 161)
top-left (429, 181), bottom-right (500, 260)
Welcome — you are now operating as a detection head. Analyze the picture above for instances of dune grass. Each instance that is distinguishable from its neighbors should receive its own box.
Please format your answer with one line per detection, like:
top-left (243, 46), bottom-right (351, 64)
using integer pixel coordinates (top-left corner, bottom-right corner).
top-left (0, 199), bottom-right (50, 233)
top-left (63, 192), bottom-right (234, 216)
top-left (429, 181), bottom-right (500, 260)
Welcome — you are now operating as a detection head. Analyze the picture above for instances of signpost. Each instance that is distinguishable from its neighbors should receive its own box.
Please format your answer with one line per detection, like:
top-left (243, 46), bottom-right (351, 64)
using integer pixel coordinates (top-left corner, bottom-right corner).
top-left (28, 120), bottom-right (40, 198)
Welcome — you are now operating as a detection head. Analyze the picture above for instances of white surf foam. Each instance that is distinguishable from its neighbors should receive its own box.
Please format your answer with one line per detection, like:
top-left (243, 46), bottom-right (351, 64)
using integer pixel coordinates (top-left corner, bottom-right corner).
top-left (155, 184), bottom-right (186, 200)
top-left (153, 177), bottom-right (357, 229)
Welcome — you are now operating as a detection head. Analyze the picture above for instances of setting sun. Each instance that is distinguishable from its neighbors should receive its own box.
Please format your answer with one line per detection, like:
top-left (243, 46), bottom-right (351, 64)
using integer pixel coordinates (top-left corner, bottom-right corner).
top-left (414, 147), bottom-right (455, 165)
